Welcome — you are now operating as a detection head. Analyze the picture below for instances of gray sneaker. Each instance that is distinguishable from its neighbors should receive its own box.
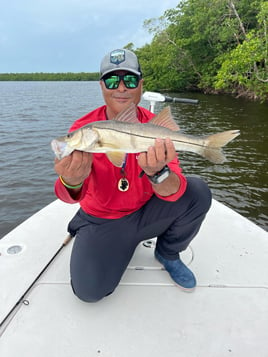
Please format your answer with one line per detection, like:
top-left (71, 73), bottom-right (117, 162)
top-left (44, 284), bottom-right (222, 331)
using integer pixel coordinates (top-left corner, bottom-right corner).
top-left (155, 249), bottom-right (196, 291)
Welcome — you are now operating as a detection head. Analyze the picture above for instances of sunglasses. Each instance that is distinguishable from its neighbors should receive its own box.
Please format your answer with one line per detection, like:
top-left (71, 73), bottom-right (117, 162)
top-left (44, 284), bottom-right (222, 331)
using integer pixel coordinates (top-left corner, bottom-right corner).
top-left (102, 73), bottom-right (141, 89)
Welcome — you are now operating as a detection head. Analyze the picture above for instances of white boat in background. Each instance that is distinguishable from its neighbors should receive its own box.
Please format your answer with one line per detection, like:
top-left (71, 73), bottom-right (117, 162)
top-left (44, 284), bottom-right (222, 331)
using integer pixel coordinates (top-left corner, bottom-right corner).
top-left (0, 93), bottom-right (267, 356)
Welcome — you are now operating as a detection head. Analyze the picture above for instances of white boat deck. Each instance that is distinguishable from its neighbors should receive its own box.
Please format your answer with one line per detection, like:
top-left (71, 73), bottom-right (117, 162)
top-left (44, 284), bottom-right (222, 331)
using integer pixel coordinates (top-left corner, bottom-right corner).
top-left (0, 199), bottom-right (268, 356)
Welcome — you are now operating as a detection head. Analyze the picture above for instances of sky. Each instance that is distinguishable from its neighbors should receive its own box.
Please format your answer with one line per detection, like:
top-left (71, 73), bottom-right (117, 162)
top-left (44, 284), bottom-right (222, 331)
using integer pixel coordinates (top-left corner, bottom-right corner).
top-left (0, 0), bottom-right (179, 73)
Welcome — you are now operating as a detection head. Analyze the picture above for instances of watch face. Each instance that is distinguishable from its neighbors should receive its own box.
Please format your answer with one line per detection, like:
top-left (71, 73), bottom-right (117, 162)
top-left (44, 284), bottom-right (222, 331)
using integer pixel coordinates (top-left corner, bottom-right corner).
top-left (157, 170), bottom-right (170, 183)
top-left (149, 166), bottom-right (170, 184)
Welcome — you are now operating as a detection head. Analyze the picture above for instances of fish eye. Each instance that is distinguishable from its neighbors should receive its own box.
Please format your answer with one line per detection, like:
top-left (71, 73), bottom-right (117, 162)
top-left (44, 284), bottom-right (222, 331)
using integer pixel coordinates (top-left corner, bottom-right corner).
top-left (67, 133), bottom-right (73, 139)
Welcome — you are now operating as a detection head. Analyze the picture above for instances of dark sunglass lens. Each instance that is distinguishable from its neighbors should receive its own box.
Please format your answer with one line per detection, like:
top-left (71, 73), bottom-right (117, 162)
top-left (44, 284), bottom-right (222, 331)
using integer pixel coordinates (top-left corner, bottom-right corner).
top-left (104, 75), bottom-right (120, 89)
top-left (123, 75), bottom-right (139, 88)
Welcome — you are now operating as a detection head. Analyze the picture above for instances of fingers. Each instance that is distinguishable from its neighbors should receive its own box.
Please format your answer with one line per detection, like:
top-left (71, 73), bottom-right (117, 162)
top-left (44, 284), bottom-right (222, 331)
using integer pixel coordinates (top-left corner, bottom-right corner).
top-left (149, 138), bottom-right (176, 165)
top-left (64, 151), bottom-right (92, 172)
top-left (163, 138), bottom-right (177, 162)
top-left (54, 151), bottom-right (93, 184)
top-left (147, 139), bottom-right (165, 167)
top-left (138, 138), bottom-right (176, 176)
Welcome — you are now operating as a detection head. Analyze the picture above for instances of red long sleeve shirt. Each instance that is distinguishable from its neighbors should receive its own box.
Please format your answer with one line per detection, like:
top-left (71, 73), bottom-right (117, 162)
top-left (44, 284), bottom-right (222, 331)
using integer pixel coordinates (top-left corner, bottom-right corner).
top-left (54, 105), bottom-right (187, 219)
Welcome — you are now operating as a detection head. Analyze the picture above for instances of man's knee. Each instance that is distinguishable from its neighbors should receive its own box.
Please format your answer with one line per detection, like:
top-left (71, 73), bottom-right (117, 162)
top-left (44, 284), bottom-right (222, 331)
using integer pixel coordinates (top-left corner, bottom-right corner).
top-left (71, 280), bottom-right (113, 303)
top-left (186, 176), bottom-right (212, 213)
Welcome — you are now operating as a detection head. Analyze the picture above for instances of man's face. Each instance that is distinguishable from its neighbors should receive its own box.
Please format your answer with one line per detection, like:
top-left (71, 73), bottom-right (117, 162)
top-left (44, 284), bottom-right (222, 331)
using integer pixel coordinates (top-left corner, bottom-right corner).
top-left (100, 70), bottom-right (143, 119)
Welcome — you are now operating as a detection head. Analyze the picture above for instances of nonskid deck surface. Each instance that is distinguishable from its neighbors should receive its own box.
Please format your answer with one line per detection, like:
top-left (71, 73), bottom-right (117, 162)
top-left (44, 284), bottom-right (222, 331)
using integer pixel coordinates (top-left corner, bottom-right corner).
top-left (0, 199), bottom-right (267, 356)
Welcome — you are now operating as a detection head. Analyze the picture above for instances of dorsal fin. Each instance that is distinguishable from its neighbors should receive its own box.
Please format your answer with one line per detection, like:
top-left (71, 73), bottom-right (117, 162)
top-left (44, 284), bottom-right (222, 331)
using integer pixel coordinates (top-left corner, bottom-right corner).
top-left (150, 106), bottom-right (180, 131)
top-left (112, 103), bottom-right (139, 123)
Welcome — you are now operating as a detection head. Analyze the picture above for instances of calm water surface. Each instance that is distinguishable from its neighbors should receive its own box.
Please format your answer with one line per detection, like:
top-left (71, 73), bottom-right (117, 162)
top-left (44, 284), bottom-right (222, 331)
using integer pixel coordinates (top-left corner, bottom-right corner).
top-left (0, 81), bottom-right (267, 238)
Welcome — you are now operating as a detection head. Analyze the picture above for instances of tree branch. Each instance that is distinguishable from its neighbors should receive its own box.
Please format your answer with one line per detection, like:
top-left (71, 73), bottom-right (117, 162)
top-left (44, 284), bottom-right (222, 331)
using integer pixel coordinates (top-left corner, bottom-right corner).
top-left (228, 0), bottom-right (247, 37)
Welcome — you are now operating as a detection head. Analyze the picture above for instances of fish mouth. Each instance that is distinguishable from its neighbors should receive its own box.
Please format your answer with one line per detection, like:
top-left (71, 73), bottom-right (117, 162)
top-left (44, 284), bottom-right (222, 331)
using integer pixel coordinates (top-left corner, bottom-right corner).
top-left (51, 139), bottom-right (69, 160)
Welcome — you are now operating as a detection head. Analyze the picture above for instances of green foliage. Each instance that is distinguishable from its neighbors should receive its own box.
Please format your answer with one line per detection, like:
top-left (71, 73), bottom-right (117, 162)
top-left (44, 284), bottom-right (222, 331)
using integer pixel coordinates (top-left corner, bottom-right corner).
top-left (215, 32), bottom-right (268, 100)
top-left (136, 0), bottom-right (268, 101)
top-left (214, 1), bottom-right (268, 101)
top-left (0, 72), bottom-right (99, 81)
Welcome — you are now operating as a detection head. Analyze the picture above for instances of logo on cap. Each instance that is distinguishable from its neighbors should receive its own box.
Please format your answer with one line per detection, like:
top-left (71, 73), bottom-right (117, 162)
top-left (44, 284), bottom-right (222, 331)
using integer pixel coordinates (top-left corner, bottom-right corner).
top-left (110, 49), bottom-right (125, 65)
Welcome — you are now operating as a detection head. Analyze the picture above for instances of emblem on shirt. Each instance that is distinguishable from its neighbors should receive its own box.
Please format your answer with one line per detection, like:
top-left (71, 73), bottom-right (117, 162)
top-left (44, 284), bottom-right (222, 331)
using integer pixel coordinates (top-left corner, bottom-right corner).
top-left (110, 49), bottom-right (125, 65)
top-left (118, 178), bottom-right (129, 192)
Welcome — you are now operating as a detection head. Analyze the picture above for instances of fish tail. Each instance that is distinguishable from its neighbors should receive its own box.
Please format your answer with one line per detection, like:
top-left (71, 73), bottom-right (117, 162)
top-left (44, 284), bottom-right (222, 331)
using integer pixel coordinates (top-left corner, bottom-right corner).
top-left (202, 130), bottom-right (240, 164)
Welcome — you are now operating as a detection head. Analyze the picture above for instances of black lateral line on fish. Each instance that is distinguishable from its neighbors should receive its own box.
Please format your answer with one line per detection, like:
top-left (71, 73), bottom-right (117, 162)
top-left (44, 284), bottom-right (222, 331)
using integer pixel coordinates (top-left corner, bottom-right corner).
top-left (97, 127), bottom-right (215, 149)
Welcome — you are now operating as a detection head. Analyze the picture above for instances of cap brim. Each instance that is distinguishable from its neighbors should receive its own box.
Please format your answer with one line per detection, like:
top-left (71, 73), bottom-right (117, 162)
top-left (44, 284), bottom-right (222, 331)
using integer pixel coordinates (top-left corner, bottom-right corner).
top-left (100, 67), bottom-right (141, 79)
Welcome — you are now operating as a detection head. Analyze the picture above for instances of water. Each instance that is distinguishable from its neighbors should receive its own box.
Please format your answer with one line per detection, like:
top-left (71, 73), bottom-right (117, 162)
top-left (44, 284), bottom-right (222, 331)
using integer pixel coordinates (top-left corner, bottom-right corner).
top-left (0, 81), bottom-right (267, 238)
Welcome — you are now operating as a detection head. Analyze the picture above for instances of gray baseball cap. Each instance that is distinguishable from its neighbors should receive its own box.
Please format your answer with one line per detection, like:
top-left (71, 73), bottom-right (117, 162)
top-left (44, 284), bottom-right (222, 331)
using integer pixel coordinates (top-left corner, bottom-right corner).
top-left (100, 49), bottom-right (142, 78)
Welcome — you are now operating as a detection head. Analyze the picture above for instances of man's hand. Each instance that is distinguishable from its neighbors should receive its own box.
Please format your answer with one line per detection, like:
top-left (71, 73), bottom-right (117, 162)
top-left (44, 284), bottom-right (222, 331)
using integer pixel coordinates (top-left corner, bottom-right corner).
top-left (137, 138), bottom-right (177, 176)
top-left (54, 151), bottom-right (93, 186)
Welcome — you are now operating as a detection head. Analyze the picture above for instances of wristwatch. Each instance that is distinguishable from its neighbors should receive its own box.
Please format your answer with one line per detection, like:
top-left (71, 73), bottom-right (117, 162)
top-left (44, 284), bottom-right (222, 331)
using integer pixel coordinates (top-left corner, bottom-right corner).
top-left (147, 165), bottom-right (171, 184)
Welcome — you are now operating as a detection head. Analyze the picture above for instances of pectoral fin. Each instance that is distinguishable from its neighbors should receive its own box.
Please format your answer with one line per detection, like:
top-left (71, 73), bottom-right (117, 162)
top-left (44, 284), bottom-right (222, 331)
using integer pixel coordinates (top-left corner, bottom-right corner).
top-left (106, 152), bottom-right (127, 167)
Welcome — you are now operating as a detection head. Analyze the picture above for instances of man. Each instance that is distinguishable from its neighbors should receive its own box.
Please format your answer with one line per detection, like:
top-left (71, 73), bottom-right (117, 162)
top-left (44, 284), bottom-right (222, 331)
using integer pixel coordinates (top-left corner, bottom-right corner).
top-left (54, 48), bottom-right (212, 302)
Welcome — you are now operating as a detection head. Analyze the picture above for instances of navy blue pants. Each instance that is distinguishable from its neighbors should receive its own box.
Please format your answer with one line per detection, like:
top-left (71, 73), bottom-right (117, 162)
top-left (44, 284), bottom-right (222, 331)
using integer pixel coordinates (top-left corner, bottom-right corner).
top-left (68, 177), bottom-right (212, 302)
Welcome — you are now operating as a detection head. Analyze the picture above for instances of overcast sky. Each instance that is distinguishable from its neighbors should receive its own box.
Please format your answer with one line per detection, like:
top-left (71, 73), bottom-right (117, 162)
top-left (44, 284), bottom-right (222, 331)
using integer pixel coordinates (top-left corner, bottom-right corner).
top-left (0, 0), bottom-right (179, 73)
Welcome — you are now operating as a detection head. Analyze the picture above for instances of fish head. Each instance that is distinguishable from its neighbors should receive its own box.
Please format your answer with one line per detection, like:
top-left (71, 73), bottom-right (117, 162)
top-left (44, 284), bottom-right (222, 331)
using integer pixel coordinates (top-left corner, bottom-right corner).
top-left (51, 126), bottom-right (99, 160)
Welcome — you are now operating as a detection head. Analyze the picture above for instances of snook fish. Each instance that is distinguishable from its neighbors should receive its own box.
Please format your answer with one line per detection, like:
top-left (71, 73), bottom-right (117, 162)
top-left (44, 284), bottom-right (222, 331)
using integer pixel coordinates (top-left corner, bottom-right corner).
top-left (51, 103), bottom-right (240, 166)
